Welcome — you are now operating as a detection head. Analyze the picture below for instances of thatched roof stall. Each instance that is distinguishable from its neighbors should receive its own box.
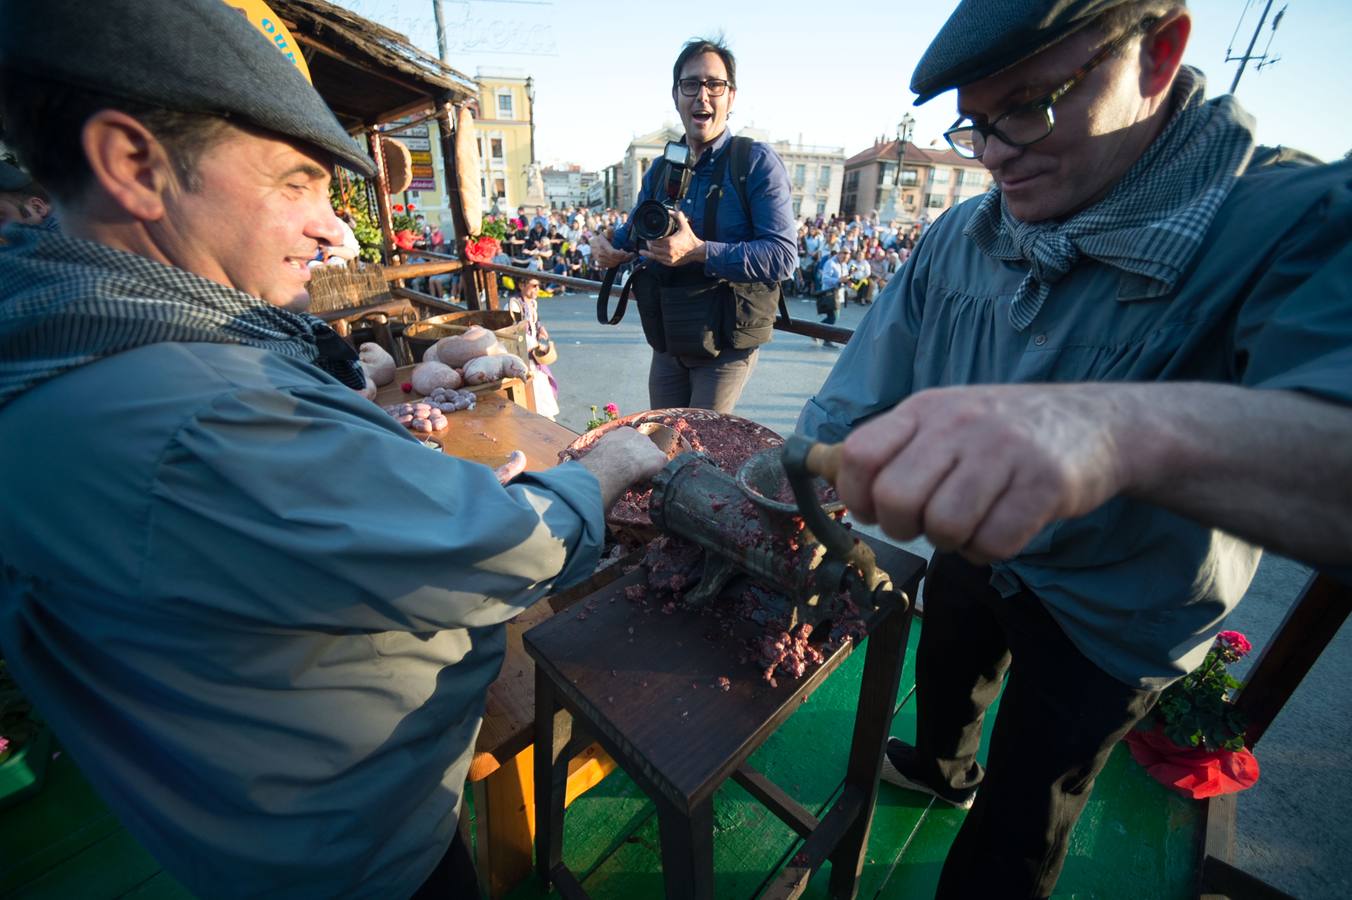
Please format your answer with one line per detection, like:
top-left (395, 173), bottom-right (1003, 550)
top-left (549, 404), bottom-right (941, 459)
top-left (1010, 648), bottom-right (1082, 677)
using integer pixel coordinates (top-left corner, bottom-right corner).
top-left (265, 0), bottom-right (476, 130)
top-left (260, 0), bottom-right (488, 315)
top-left (263, 1), bottom-right (475, 258)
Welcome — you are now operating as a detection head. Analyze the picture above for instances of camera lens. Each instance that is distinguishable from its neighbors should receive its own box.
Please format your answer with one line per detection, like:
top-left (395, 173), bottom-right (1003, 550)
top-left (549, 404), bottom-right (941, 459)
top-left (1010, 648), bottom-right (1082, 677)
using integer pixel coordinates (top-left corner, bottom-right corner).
top-left (634, 200), bottom-right (678, 242)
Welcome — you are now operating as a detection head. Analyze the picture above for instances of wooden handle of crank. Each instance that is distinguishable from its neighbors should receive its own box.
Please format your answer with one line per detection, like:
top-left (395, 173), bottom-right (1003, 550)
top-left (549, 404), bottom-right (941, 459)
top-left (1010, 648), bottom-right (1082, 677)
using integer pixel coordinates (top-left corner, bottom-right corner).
top-left (805, 442), bottom-right (843, 484)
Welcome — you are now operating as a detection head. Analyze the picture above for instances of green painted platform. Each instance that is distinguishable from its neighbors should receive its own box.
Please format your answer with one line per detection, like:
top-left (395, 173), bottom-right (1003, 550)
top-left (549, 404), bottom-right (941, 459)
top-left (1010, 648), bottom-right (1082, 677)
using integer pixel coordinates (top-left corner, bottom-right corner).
top-left (1, 622), bottom-right (1200, 899)
top-left (502, 622), bottom-right (1201, 900)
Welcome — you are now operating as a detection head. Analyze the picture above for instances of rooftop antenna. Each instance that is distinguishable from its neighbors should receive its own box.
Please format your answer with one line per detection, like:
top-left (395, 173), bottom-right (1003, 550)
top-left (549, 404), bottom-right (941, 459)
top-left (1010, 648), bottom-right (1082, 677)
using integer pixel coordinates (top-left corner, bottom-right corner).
top-left (1226, 0), bottom-right (1287, 94)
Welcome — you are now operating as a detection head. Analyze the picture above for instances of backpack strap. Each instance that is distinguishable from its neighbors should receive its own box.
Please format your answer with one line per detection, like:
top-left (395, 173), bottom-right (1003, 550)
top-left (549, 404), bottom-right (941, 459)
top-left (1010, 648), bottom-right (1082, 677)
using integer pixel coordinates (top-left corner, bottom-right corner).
top-left (728, 135), bottom-right (754, 227)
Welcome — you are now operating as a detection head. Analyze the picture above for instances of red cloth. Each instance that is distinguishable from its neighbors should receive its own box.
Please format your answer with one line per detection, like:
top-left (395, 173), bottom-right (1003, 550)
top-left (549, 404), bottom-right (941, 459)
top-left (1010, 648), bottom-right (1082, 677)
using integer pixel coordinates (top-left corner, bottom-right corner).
top-left (1124, 725), bottom-right (1260, 799)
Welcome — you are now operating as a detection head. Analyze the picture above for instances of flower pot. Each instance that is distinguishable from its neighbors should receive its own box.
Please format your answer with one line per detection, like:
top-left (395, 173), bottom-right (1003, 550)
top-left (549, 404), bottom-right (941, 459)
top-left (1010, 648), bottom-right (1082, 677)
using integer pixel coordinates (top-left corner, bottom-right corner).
top-left (1124, 722), bottom-right (1259, 800)
top-left (0, 725), bottom-right (53, 809)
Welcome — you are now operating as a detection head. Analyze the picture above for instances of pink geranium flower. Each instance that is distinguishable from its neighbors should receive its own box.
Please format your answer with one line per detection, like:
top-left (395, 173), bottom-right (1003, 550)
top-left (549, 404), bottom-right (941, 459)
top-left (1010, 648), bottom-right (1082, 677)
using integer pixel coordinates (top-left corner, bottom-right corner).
top-left (1217, 630), bottom-right (1252, 657)
top-left (0, 736), bottom-right (9, 758)
top-left (604, 403), bottom-right (619, 416)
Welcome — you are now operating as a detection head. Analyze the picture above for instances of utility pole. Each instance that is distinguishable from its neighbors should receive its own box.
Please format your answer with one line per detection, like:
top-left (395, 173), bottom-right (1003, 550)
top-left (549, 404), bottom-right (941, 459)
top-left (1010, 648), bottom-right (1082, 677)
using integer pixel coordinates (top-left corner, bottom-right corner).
top-left (431, 0), bottom-right (448, 63)
top-left (1227, 0), bottom-right (1286, 94)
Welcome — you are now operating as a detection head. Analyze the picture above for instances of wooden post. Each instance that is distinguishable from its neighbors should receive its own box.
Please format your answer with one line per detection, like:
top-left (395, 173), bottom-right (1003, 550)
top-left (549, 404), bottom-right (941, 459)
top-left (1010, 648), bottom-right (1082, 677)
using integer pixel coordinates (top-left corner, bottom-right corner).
top-left (366, 126), bottom-right (398, 267)
top-left (435, 95), bottom-right (481, 310)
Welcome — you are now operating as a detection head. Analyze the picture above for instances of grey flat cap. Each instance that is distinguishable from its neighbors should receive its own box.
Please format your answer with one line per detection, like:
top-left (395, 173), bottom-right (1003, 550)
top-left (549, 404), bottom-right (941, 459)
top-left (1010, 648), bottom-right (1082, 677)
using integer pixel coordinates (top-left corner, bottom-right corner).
top-left (0, 160), bottom-right (32, 192)
top-left (0, 0), bottom-right (375, 177)
top-left (911, 0), bottom-right (1134, 104)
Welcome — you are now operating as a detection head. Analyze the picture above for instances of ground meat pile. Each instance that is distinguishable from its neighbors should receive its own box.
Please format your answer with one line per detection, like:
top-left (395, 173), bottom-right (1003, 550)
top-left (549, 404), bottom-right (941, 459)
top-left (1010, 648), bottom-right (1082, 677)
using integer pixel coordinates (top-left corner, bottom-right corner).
top-left (622, 534), bottom-right (870, 688)
top-left (561, 411), bottom-right (782, 527)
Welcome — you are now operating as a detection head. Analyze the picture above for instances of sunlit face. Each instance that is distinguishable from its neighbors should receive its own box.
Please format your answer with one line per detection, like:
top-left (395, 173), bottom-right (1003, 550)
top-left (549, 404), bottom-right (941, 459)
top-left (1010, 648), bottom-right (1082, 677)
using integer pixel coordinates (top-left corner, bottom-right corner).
top-left (673, 51), bottom-right (736, 154)
top-left (0, 193), bottom-right (47, 234)
top-left (156, 127), bottom-right (343, 310)
top-left (956, 24), bottom-right (1152, 222)
top-left (521, 278), bottom-right (541, 299)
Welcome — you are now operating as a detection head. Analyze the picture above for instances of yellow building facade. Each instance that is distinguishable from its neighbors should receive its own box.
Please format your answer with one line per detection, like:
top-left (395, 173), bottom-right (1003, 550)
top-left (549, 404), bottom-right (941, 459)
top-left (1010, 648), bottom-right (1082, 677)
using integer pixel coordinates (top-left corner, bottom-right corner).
top-left (471, 68), bottom-right (534, 216)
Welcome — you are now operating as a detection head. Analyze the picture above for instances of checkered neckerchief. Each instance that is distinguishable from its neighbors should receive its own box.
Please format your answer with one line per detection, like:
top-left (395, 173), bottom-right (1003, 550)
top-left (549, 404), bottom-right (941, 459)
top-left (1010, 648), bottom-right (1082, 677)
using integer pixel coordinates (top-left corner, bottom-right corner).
top-left (965, 68), bottom-right (1257, 332)
top-left (0, 227), bottom-right (365, 406)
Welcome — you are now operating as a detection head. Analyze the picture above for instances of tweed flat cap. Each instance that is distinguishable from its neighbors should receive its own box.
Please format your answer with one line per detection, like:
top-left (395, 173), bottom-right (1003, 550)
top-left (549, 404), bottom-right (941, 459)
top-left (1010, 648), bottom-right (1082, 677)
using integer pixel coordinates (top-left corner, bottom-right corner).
top-left (911, 0), bottom-right (1136, 104)
top-left (0, 160), bottom-right (32, 192)
top-left (0, 0), bottom-right (375, 177)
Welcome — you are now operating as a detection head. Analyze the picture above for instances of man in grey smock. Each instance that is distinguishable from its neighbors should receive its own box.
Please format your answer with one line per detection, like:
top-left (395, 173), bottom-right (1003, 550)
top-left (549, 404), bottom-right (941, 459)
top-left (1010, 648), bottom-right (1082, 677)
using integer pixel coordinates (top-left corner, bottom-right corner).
top-left (797, 1), bottom-right (1352, 896)
top-left (0, 3), bottom-right (667, 898)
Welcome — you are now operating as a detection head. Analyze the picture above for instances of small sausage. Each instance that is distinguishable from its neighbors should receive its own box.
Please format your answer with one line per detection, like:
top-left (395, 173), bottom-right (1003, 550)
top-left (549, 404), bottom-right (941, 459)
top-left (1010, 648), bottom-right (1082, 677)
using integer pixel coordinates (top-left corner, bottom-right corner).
top-left (494, 450), bottom-right (527, 485)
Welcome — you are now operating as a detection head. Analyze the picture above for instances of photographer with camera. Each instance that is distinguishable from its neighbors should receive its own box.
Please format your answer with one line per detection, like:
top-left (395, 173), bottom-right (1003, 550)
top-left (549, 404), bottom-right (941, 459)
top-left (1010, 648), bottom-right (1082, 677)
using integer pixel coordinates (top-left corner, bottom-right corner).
top-left (591, 37), bottom-right (796, 414)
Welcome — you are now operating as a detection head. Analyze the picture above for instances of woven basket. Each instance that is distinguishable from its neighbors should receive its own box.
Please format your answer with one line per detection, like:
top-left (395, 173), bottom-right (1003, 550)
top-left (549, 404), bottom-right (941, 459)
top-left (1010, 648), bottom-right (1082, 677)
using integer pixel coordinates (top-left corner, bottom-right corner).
top-left (403, 309), bottom-right (528, 363)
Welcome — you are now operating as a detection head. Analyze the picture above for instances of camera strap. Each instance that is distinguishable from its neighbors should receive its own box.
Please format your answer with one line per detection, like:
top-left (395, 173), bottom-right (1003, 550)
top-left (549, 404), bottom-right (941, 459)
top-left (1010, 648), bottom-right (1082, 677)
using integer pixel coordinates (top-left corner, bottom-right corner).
top-left (595, 262), bottom-right (638, 325)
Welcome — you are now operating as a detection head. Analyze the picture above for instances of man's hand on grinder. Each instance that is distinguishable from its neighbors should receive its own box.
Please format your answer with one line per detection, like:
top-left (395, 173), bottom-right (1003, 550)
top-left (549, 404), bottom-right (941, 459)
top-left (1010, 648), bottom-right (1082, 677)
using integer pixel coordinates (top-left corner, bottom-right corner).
top-left (576, 427), bottom-right (670, 510)
top-left (591, 232), bottom-right (636, 269)
top-left (833, 385), bottom-right (1131, 564)
top-left (640, 211), bottom-right (706, 267)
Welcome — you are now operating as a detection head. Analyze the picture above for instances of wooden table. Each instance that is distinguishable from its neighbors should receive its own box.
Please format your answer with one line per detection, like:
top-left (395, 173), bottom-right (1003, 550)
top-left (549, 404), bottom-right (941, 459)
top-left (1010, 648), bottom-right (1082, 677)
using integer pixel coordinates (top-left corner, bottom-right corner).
top-left (376, 369), bottom-right (617, 898)
top-left (527, 536), bottom-right (926, 899)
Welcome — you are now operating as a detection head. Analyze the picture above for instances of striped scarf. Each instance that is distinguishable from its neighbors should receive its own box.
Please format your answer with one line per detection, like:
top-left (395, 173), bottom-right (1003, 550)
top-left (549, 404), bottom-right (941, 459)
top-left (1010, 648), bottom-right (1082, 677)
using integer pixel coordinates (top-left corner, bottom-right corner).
top-left (965, 67), bottom-right (1257, 331)
top-left (0, 227), bottom-right (365, 407)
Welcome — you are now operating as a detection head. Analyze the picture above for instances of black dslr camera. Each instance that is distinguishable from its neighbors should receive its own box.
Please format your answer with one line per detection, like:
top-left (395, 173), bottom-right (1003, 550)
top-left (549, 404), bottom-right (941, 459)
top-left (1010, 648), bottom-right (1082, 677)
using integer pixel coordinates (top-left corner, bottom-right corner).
top-left (631, 141), bottom-right (693, 243)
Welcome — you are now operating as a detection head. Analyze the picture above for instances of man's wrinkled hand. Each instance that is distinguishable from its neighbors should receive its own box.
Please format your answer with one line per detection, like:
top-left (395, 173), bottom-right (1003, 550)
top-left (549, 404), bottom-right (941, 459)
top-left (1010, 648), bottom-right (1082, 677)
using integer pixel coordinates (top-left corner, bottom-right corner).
top-left (576, 426), bottom-right (670, 510)
top-left (591, 232), bottom-right (635, 269)
top-left (640, 211), bottom-right (706, 267)
top-left (833, 385), bottom-right (1132, 564)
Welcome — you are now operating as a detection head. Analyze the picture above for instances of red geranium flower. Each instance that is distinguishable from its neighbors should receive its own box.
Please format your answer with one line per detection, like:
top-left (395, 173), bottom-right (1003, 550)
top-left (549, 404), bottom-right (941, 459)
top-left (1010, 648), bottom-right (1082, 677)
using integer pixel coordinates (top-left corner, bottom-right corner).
top-left (392, 203), bottom-right (405, 213)
top-left (464, 235), bottom-right (501, 264)
top-left (407, 203), bottom-right (417, 211)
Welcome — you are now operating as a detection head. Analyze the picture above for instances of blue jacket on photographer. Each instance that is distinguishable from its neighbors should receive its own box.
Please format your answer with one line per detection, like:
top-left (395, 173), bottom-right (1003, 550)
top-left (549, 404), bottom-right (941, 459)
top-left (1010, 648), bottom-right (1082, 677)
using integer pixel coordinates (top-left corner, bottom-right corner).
top-left (610, 129), bottom-right (797, 286)
top-left (595, 37), bottom-right (798, 414)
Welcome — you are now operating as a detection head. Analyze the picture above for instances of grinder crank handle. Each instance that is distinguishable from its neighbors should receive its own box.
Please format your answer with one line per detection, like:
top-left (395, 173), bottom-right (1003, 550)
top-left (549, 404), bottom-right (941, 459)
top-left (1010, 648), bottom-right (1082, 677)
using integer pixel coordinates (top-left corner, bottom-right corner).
top-left (803, 442), bottom-right (843, 484)
top-left (784, 434), bottom-right (891, 601)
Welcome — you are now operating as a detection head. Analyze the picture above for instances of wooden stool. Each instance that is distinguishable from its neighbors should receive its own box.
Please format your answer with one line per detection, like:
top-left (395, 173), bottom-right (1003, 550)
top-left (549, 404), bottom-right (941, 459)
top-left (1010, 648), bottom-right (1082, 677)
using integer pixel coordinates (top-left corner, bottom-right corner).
top-left (525, 535), bottom-right (925, 899)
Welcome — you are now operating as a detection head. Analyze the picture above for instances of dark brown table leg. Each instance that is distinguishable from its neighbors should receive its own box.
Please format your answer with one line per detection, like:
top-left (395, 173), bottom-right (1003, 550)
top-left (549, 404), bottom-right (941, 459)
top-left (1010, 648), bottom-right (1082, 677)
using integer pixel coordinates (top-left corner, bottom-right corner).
top-left (534, 665), bottom-right (571, 885)
top-left (656, 797), bottom-right (716, 900)
top-left (828, 598), bottom-right (914, 900)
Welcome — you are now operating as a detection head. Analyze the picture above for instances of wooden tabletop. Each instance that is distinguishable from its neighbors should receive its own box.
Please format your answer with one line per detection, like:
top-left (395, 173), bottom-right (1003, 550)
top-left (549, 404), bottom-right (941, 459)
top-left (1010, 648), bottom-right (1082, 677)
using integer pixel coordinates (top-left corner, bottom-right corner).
top-left (377, 367), bottom-right (583, 780)
top-left (524, 535), bottom-right (927, 814)
top-left (374, 367), bottom-right (572, 474)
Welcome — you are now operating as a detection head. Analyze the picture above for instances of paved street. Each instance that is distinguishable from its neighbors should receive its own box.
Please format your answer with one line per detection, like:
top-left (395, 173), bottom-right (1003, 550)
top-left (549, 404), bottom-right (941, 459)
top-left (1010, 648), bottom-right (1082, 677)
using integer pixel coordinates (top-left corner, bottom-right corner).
top-left (536, 287), bottom-right (1352, 899)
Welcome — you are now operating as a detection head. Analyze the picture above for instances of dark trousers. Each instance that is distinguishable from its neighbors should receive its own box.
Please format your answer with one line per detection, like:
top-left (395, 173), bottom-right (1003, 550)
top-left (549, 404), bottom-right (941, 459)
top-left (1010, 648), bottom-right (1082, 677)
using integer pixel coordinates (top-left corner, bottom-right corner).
top-left (410, 828), bottom-right (479, 899)
top-left (917, 553), bottom-right (1158, 899)
top-left (648, 346), bottom-right (758, 414)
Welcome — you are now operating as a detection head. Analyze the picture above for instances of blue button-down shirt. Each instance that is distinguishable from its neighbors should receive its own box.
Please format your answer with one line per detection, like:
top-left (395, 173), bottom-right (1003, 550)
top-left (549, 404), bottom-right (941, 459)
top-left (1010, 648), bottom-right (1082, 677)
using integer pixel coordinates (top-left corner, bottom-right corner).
top-left (612, 130), bottom-right (797, 283)
top-left (798, 156), bottom-right (1352, 689)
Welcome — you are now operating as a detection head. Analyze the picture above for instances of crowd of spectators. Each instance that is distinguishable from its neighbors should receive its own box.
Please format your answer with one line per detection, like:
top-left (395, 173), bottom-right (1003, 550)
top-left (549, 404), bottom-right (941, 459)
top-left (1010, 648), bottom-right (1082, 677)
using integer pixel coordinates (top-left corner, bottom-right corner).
top-left (481, 204), bottom-right (633, 292)
top-left (793, 212), bottom-right (920, 306)
top-left (414, 204), bottom-right (927, 304)
top-left (470, 205), bottom-right (925, 301)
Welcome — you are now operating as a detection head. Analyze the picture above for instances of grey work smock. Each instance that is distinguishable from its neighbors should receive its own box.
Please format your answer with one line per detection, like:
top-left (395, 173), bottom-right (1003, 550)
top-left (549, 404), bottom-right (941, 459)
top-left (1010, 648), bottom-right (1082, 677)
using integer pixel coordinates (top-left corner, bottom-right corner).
top-left (798, 156), bottom-right (1352, 690)
top-left (0, 338), bottom-right (605, 898)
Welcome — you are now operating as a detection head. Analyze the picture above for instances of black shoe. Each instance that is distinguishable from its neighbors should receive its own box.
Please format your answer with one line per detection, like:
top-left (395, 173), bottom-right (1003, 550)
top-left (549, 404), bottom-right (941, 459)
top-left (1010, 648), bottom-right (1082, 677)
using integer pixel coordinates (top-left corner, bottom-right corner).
top-left (880, 739), bottom-right (978, 809)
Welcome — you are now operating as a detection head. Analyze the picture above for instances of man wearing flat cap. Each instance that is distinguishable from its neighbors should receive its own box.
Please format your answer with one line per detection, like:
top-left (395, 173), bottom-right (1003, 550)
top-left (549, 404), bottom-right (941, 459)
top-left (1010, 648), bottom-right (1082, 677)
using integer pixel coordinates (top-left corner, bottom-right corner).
top-left (0, 1), bottom-right (665, 897)
top-left (799, 0), bottom-right (1352, 895)
top-left (0, 159), bottom-right (54, 237)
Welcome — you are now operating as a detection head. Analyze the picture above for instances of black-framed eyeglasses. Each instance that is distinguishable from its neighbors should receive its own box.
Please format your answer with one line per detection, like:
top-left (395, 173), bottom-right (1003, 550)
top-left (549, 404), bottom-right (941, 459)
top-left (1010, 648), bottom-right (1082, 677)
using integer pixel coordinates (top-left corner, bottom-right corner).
top-left (943, 18), bottom-right (1155, 159)
top-left (676, 78), bottom-right (731, 97)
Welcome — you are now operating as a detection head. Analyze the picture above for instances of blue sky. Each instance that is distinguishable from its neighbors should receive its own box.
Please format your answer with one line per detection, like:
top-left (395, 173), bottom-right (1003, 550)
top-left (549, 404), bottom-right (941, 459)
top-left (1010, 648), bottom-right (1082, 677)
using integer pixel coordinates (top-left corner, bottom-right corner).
top-left (336, 0), bottom-right (1352, 169)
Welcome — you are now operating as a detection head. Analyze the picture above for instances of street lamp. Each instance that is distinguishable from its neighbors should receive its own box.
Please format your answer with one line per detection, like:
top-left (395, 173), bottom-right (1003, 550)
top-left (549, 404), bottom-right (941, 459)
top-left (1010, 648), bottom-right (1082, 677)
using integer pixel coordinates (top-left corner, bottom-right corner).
top-left (892, 113), bottom-right (915, 188)
top-left (525, 75), bottom-right (536, 166)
